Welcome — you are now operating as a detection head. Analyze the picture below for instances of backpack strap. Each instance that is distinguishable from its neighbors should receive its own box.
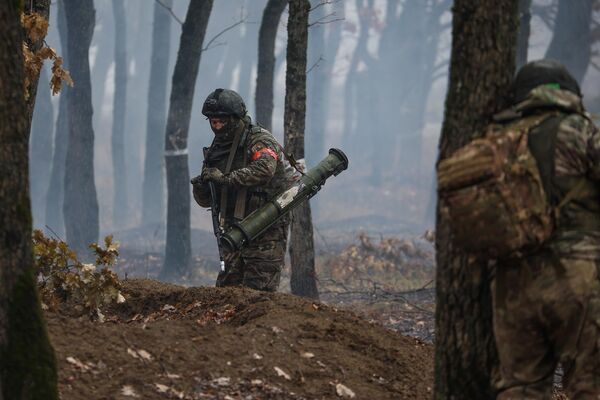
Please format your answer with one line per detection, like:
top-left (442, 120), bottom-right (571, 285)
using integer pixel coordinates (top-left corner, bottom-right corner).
top-left (556, 177), bottom-right (588, 211)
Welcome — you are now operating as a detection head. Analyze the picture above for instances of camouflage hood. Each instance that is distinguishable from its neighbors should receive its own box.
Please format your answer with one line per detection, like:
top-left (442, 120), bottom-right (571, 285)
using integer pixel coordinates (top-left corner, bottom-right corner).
top-left (514, 85), bottom-right (584, 115)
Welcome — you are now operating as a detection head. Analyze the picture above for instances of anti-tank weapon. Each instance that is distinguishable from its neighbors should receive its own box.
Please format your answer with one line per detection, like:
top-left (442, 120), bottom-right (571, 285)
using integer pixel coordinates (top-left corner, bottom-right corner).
top-left (220, 148), bottom-right (349, 252)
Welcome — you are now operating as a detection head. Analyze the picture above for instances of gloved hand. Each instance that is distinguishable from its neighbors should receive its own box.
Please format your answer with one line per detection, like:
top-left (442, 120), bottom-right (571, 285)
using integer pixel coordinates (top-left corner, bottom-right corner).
top-left (201, 167), bottom-right (228, 185)
top-left (190, 174), bottom-right (203, 185)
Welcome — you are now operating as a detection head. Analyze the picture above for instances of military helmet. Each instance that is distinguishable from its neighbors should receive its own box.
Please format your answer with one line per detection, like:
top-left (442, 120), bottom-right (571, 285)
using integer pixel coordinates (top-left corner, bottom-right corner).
top-left (202, 88), bottom-right (247, 119)
top-left (512, 59), bottom-right (581, 103)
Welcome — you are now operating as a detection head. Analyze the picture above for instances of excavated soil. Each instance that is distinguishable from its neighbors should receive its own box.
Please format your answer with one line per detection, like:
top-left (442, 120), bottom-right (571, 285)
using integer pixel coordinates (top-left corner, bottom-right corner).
top-left (46, 279), bottom-right (433, 400)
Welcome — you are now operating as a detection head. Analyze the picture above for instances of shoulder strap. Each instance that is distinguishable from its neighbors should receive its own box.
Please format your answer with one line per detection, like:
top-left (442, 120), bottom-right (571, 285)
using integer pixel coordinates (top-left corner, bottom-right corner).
top-left (219, 130), bottom-right (243, 224)
top-left (556, 177), bottom-right (588, 210)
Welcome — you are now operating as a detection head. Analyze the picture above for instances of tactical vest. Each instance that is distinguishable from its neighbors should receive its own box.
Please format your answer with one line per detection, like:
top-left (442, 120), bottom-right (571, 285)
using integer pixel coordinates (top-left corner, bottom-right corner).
top-left (437, 109), bottom-right (595, 258)
top-left (205, 124), bottom-right (294, 225)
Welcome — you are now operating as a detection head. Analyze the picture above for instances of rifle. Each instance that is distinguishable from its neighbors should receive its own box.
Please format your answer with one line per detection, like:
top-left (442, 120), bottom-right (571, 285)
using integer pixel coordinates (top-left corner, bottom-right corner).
top-left (203, 147), bottom-right (226, 272)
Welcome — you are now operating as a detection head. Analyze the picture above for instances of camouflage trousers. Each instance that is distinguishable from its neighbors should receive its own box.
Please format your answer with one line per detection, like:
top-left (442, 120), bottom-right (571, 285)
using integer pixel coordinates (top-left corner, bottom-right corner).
top-left (216, 221), bottom-right (288, 292)
top-left (492, 250), bottom-right (600, 399)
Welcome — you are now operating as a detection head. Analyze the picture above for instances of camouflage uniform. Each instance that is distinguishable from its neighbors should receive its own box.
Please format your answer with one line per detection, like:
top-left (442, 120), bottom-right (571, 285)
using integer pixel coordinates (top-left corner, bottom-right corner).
top-left (193, 115), bottom-right (294, 292)
top-left (493, 84), bottom-right (600, 399)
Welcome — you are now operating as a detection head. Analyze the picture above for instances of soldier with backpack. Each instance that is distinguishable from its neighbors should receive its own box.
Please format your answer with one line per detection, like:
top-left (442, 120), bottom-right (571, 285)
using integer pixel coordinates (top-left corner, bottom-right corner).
top-left (190, 89), bottom-right (296, 292)
top-left (438, 60), bottom-right (600, 398)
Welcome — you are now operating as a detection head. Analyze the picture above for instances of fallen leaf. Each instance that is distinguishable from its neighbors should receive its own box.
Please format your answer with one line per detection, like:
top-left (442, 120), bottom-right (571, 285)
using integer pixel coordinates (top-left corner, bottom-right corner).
top-left (66, 356), bottom-right (90, 371)
top-left (301, 352), bottom-right (315, 358)
top-left (127, 348), bottom-right (139, 359)
top-left (121, 385), bottom-right (138, 397)
top-left (155, 383), bottom-right (169, 393)
top-left (137, 349), bottom-right (153, 361)
top-left (272, 326), bottom-right (283, 334)
top-left (252, 353), bottom-right (263, 360)
top-left (127, 348), bottom-right (152, 361)
top-left (214, 377), bottom-right (230, 386)
top-left (165, 373), bottom-right (181, 379)
top-left (162, 304), bottom-right (176, 312)
top-left (251, 379), bottom-right (263, 385)
top-left (274, 366), bottom-right (291, 380)
top-left (335, 383), bottom-right (356, 398)
top-left (117, 293), bottom-right (126, 303)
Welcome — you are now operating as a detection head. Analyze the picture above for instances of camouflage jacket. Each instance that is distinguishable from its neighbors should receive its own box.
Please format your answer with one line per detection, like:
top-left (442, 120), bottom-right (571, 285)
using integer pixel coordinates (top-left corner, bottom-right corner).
top-left (514, 85), bottom-right (600, 259)
top-left (193, 118), bottom-right (295, 224)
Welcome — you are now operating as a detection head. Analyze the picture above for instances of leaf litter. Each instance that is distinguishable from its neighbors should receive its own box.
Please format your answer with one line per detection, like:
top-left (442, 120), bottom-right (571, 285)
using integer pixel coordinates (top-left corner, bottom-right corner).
top-left (47, 278), bottom-right (433, 399)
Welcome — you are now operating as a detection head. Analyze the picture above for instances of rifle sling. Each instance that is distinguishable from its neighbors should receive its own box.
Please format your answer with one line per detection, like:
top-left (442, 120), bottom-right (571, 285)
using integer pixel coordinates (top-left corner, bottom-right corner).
top-left (220, 130), bottom-right (243, 226)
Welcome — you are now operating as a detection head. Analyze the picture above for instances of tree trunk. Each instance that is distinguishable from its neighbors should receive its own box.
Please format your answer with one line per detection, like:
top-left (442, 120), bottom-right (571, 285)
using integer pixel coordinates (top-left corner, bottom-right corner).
top-left (122, 2), bottom-right (153, 229)
top-left (434, 1), bottom-right (519, 399)
top-left (340, 0), bottom-right (374, 170)
top-left (23, 0), bottom-right (51, 229)
top-left (142, 0), bottom-right (173, 228)
top-left (63, 0), bottom-right (99, 259)
top-left (544, 0), bottom-right (593, 84)
top-left (255, 0), bottom-right (288, 131)
top-left (45, 0), bottom-right (68, 237)
top-left (111, 0), bottom-right (128, 227)
top-left (90, 0), bottom-right (114, 134)
top-left (237, 0), bottom-right (266, 114)
top-left (285, 0), bottom-right (319, 300)
top-left (0, 2), bottom-right (58, 398)
top-left (216, 12), bottom-right (244, 89)
top-left (29, 65), bottom-right (54, 228)
top-left (160, 0), bottom-right (213, 281)
top-left (516, 0), bottom-right (532, 68)
top-left (306, 0), bottom-right (342, 168)
top-left (393, 0), bottom-right (451, 181)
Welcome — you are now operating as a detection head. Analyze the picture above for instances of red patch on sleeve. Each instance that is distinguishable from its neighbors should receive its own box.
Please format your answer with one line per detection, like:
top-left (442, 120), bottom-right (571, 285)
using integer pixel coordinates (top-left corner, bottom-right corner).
top-left (251, 148), bottom-right (278, 162)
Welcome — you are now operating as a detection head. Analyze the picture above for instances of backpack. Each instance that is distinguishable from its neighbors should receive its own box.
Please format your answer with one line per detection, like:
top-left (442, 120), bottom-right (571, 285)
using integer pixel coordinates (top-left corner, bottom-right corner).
top-left (437, 111), bottom-right (563, 258)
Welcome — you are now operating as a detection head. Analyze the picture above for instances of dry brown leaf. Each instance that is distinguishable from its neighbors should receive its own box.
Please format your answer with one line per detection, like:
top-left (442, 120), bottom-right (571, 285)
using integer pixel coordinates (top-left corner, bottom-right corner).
top-left (335, 383), bottom-right (356, 398)
top-left (121, 385), bottom-right (138, 397)
top-left (274, 366), bottom-right (291, 380)
top-left (22, 13), bottom-right (49, 43)
top-left (66, 356), bottom-right (90, 371)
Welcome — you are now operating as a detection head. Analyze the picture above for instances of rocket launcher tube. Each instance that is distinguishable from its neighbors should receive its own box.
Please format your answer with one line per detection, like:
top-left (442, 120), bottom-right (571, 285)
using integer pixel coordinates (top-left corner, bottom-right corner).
top-left (220, 148), bottom-right (349, 251)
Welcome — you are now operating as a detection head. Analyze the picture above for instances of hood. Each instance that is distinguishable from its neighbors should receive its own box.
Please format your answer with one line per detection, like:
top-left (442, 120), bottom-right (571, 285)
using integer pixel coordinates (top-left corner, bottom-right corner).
top-left (514, 85), bottom-right (584, 115)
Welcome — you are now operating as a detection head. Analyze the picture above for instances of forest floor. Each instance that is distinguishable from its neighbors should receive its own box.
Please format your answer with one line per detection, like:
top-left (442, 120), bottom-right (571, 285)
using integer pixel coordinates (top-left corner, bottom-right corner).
top-left (46, 279), bottom-right (434, 400)
top-left (44, 228), bottom-right (568, 399)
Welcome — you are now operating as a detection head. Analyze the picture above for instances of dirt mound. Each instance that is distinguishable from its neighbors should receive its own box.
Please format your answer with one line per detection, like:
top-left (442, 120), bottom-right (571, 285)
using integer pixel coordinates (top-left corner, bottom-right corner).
top-left (46, 279), bottom-right (433, 399)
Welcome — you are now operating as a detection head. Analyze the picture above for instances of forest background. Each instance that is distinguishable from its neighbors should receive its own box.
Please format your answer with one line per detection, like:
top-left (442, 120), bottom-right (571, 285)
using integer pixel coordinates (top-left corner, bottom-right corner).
top-left (29, 0), bottom-right (600, 277)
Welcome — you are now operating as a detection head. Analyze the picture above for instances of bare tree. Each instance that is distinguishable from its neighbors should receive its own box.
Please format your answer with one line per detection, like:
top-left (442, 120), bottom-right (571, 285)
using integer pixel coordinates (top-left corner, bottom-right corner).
top-left (285, 0), bottom-right (319, 299)
top-left (63, 0), bottom-right (99, 258)
top-left (434, 0), bottom-right (519, 398)
top-left (0, 2), bottom-right (58, 398)
top-left (306, 0), bottom-right (343, 167)
top-left (545, 0), bottom-right (593, 83)
top-left (141, 0), bottom-right (173, 228)
top-left (45, 0), bottom-right (69, 237)
top-left (255, 0), bottom-right (289, 130)
top-left (25, 0), bottom-right (53, 228)
top-left (111, 0), bottom-right (128, 227)
top-left (160, 0), bottom-right (214, 281)
top-left (30, 66), bottom-right (54, 227)
top-left (517, 0), bottom-right (532, 68)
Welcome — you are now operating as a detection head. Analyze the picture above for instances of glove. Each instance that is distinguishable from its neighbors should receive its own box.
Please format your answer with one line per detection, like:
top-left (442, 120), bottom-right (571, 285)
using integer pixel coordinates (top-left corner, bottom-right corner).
top-left (202, 167), bottom-right (228, 185)
top-left (190, 174), bottom-right (203, 185)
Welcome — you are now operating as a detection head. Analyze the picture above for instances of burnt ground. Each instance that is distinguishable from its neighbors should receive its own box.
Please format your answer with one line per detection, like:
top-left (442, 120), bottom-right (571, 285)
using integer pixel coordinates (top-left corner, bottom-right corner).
top-left (46, 279), bottom-right (434, 400)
